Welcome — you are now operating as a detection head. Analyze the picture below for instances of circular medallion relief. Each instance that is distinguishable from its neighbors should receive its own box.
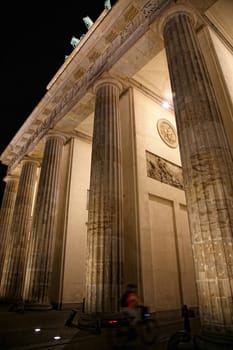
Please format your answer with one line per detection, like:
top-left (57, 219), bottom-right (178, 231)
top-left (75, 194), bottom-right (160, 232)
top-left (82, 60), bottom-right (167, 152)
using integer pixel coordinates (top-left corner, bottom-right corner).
top-left (157, 119), bottom-right (178, 148)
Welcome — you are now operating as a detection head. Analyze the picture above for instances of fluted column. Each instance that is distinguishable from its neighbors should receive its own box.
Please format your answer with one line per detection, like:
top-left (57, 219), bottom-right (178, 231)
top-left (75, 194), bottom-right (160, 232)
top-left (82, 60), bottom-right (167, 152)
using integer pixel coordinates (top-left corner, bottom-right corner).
top-left (161, 9), bottom-right (233, 340)
top-left (0, 160), bottom-right (39, 302)
top-left (85, 78), bottom-right (123, 313)
top-left (25, 133), bottom-right (66, 309)
top-left (0, 175), bottom-right (19, 283)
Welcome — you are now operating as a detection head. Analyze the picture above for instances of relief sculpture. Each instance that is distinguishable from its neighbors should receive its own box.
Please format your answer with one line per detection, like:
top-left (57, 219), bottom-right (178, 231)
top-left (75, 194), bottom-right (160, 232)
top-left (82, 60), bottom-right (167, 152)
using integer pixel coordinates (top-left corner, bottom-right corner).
top-left (157, 119), bottom-right (178, 148)
top-left (146, 151), bottom-right (184, 190)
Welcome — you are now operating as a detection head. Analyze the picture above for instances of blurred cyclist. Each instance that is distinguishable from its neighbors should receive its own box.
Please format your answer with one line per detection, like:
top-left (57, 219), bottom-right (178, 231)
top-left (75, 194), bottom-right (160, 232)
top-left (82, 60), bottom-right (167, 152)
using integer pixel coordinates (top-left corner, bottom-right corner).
top-left (120, 284), bottom-right (144, 325)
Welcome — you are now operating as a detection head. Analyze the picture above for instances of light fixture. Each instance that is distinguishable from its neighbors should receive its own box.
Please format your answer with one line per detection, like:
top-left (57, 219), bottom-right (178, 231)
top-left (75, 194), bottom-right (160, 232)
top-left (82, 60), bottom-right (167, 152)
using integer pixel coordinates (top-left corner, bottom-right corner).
top-left (162, 101), bottom-right (170, 109)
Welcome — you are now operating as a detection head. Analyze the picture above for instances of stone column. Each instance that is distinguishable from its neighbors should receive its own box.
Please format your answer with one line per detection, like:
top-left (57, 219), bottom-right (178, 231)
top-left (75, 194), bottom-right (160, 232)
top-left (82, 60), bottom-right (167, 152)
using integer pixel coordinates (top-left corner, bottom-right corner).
top-left (0, 175), bottom-right (19, 283)
top-left (25, 133), bottom-right (66, 309)
top-left (161, 8), bottom-right (233, 343)
top-left (0, 160), bottom-right (39, 302)
top-left (85, 78), bottom-right (123, 313)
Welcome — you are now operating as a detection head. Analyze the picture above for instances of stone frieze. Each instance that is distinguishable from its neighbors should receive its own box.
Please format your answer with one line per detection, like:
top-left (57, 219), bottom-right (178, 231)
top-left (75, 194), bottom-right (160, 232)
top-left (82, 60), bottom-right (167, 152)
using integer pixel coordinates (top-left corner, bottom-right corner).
top-left (146, 151), bottom-right (184, 189)
top-left (9, 0), bottom-right (172, 170)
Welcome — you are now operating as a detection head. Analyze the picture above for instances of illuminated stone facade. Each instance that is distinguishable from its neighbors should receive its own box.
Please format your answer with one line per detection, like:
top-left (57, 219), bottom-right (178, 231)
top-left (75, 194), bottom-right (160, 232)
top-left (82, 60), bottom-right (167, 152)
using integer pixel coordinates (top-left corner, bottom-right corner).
top-left (0, 0), bottom-right (233, 345)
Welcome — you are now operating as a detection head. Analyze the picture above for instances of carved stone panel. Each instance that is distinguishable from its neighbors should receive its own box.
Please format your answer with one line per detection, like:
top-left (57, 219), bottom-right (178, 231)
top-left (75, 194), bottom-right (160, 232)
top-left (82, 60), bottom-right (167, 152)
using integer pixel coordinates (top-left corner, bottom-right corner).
top-left (157, 119), bottom-right (178, 148)
top-left (146, 151), bottom-right (184, 190)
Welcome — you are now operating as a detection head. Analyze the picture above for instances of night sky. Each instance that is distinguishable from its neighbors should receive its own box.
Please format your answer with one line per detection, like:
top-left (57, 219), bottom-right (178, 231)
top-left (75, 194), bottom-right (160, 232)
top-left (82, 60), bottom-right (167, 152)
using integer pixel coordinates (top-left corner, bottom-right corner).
top-left (0, 1), bottom-right (117, 205)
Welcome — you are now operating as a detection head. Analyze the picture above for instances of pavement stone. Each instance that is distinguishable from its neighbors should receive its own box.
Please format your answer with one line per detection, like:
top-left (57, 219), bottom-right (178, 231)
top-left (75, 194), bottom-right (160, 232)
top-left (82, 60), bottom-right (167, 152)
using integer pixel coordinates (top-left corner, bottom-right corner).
top-left (0, 303), bottom-right (201, 350)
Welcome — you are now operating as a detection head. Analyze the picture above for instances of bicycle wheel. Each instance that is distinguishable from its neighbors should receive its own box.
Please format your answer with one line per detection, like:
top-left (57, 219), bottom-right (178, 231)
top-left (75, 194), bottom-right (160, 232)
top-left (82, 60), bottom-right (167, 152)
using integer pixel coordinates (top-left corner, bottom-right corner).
top-left (112, 326), bottom-right (131, 348)
top-left (167, 330), bottom-right (191, 350)
top-left (138, 319), bottom-right (158, 345)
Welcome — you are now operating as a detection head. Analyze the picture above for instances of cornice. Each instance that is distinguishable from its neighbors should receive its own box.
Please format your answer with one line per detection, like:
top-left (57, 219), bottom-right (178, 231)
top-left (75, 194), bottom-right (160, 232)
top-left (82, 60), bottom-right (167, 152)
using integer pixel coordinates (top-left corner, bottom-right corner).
top-left (203, 14), bottom-right (233, 53)
top-left (129, 77), bottom-right (174, 113)
top-left (5, 0), bottom-right (173, 171)
top-left (74, 130), bottom-right (93, 144)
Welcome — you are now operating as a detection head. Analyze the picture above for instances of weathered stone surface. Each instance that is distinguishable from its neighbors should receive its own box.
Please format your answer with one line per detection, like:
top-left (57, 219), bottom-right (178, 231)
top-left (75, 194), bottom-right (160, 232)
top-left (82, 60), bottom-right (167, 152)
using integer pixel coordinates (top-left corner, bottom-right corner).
top-left (0, 160), bottom-right (39, 301)
top-left (163, 10), bottom-right (233, 336)
top-left (25, 134), bottom-right (66, 309)
top-left (0, 176), bottom-right (19, 283)
top-left (85, 79), bottom-right (123, 313)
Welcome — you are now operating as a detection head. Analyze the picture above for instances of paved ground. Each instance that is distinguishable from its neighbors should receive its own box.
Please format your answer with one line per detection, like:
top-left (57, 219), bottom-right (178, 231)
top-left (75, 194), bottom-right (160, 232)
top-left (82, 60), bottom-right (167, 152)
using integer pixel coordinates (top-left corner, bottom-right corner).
top-left (0, 303), bottom-right (201, 350)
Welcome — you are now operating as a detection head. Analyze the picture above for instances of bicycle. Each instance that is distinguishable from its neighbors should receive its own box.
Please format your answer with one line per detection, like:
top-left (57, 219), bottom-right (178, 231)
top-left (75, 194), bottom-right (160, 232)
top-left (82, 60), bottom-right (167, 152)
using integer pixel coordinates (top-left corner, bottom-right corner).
top-left (110, 307), bottom-right (159, 348)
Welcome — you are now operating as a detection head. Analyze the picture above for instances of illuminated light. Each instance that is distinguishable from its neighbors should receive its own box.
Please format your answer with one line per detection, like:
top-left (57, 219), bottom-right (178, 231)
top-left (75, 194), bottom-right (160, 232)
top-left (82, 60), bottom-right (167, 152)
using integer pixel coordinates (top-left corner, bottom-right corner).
top-left (34, 328), bottom-right (41, 332)
top-left (108, 320), bottom-right (118, 324)
top-left (162, 101), bottom-right (170, 109)
top-left (54, 336), bottom-right (61, 340)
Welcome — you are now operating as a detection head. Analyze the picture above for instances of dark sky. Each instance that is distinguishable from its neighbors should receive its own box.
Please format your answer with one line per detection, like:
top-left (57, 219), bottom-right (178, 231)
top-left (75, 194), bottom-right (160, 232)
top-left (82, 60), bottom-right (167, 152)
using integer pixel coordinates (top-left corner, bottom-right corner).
top-left (0, 1), bottom-right (117, 205)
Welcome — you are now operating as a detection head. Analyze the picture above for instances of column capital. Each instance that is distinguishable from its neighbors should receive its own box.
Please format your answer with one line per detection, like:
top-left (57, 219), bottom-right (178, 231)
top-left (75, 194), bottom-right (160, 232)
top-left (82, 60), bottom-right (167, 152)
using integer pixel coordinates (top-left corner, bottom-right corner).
top-left (20, 157), bottom-right (41, 167)
top-left (46, 132), bottom-right (67, 144)
top-left (157, 4), bottom-right (198, 39)
top-left (3, 175), bottom-right (19, 183)
top-left (93, 74), bottom-right (123, 94)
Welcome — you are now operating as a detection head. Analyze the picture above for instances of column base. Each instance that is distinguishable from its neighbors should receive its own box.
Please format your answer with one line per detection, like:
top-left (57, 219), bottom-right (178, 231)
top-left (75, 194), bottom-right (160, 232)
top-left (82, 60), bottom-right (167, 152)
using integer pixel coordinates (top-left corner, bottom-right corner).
top-left (26, 302), bottom-right (53, 311)
top-left (193, 332), bottom-right (233, 350)
top-left (0, 297), bottom-right (25, 312)
top-left (0, 297), bottom-right (8, 303)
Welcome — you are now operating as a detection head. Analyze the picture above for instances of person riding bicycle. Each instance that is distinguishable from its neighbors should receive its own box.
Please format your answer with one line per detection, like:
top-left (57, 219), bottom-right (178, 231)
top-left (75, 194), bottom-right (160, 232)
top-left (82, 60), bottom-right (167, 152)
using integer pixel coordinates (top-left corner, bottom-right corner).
top-left (120, 283), bottom-right (145, 326)
top-left (117, 284), bottom-right (157, 345)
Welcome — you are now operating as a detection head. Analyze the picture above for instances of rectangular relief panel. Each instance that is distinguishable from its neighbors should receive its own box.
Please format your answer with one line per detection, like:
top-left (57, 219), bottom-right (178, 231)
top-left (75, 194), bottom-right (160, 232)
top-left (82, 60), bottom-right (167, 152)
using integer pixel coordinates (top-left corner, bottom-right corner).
top-left (146, 150), bottom-right (184, 190)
